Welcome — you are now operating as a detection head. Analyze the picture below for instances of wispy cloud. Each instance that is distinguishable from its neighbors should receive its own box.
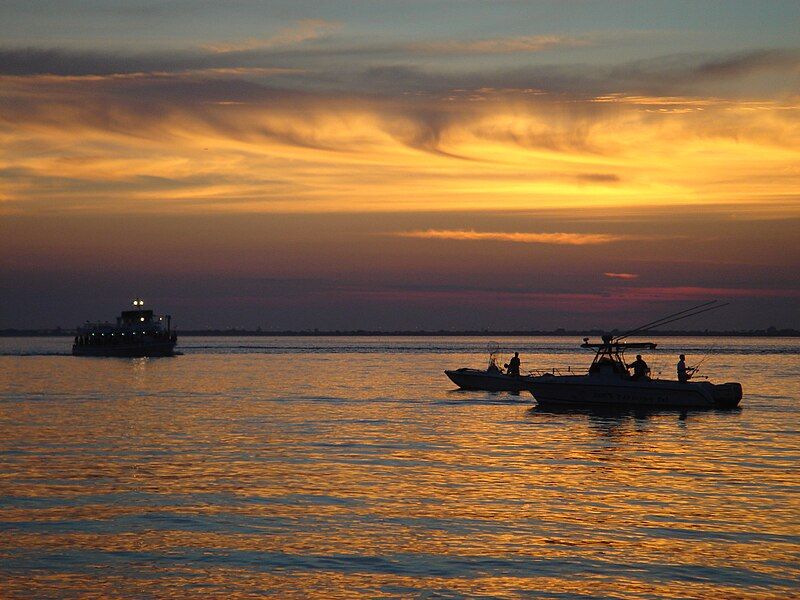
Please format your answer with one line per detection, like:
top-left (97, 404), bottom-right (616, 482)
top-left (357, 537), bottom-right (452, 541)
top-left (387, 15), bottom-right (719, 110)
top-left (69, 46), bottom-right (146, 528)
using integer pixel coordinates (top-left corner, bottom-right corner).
top-left (203, 19), bottom-right (342, 54)
top-left (392, 230), bottom-right (630, 245)
top-left (331, 285), bottom-right (800, 314)
top-left (411, 35), bottom-right (589, 55)
top-left (604, 272), bottom-right (639, 279)
top-left (624, 286), bottom-right (800, 300)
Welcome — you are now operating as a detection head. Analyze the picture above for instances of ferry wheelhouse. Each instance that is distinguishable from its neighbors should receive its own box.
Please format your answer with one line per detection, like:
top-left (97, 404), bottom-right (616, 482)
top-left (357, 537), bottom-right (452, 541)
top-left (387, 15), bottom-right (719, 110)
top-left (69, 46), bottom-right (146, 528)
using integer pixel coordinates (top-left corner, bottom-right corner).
top-left (72, 299), bottom-right (177, 357)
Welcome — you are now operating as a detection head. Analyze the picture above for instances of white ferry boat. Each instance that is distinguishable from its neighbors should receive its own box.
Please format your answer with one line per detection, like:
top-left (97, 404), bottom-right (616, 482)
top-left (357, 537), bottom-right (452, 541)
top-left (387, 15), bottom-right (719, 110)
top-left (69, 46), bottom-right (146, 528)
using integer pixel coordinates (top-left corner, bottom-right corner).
top-left (72, 299), bottom-right (177, 357)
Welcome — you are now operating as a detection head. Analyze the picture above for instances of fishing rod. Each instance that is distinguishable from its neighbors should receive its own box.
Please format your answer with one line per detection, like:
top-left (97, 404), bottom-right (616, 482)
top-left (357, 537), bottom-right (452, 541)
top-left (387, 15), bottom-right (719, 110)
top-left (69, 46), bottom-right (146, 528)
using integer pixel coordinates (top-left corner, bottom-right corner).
top-left (690, 348), bottom-right (715, 376)
top-left (615, 300), bottom-right (720, 342)
top-left (631, 302), bottom-right (729, 337)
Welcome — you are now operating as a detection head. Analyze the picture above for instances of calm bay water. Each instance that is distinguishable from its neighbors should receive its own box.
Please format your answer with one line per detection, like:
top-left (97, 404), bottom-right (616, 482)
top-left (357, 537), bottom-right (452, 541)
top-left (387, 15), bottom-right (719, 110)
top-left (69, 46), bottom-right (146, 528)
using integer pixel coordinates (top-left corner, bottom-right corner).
top-left (1, 336), bottom-right (798, 599)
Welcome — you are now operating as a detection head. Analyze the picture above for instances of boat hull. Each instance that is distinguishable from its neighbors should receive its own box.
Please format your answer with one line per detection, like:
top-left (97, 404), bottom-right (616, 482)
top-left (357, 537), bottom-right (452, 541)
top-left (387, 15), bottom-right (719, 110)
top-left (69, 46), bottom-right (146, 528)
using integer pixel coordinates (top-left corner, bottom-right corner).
top-left (72, 340), bottom-right (177, 358)
top-left (529, 375), bottom-right (741, 409)
top-left (445, 368), bottom-right (537, 392)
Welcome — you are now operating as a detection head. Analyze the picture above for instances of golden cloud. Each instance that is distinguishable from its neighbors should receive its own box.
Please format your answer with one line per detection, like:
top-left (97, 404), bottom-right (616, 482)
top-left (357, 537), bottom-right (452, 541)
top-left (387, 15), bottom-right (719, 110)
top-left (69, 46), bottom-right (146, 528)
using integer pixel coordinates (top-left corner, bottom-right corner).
top-left (1, 71), bottom-right (798, 216)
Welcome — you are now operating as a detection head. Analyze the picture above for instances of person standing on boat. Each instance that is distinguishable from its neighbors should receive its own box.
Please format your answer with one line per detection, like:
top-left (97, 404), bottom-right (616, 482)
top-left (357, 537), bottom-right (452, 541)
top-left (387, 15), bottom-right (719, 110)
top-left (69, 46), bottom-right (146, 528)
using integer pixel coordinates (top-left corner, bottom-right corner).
top-left (627, 354), bottom-right (650, 380)
top-left (505, 352), bottom-right (521, 377)
top-left (677, 354), bottom-right (695, 382)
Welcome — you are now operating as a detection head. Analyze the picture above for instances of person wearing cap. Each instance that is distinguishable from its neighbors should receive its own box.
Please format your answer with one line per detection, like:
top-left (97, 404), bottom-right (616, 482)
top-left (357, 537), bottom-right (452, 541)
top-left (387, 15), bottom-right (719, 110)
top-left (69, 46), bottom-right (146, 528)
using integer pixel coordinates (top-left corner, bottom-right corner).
top-left (505, 352), bottom-right (521, 377)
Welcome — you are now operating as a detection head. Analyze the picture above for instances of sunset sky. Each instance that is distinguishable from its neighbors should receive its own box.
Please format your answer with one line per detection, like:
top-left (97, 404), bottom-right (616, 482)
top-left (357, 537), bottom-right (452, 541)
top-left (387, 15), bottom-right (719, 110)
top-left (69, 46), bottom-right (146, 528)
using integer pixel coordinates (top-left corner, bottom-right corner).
top-left (2, 1), bottom-right (799, 330)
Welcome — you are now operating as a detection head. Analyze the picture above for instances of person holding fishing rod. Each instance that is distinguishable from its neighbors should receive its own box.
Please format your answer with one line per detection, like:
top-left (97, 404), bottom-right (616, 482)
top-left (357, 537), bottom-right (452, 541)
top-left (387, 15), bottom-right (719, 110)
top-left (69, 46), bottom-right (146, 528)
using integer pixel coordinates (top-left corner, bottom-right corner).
top-left (627, 354), bottom-right (651, 380)
top-left (677, 354), bottom-right (697, 383)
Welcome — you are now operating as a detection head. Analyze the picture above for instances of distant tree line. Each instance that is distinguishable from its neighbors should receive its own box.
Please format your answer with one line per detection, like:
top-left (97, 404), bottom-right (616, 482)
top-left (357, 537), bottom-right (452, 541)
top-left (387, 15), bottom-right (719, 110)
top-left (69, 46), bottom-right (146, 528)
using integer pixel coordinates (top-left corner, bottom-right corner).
top-left (3, 327), bottom-right (798, 337)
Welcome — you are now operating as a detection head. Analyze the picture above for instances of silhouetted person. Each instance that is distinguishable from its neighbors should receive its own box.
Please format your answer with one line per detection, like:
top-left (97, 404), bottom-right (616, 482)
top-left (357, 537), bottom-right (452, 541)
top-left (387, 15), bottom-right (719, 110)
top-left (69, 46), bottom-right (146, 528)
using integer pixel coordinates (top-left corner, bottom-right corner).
top-left (627, 354), bottom-right (650, 380)
top-left (505, 352), bottom-right (521, 377)
top-left (677, 354), bottom-right (694, 383)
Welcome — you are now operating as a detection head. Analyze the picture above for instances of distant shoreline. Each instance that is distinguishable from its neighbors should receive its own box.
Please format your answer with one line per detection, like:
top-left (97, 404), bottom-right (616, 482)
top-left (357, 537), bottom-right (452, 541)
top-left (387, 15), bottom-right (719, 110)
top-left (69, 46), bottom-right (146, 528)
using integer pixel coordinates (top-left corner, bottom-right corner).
top-left (2, 328), bottom-right (798, 337)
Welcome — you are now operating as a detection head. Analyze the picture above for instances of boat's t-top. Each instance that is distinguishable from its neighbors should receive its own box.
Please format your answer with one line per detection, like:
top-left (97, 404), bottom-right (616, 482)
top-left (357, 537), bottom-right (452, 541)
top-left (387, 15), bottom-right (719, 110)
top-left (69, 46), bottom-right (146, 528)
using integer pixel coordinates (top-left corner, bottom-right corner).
top-left (487, 341), bottom-right (502, 373)
top-left (581, 334), bottom-right (656, 376)
top-left (577, 300), bottom-right (731, 378)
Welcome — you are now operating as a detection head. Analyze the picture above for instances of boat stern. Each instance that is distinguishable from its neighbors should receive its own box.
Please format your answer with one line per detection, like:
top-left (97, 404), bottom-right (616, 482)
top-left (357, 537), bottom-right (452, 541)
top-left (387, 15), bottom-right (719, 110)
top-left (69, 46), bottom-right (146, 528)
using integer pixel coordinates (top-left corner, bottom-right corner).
top-left (712, 382), bottom-right (743, 408)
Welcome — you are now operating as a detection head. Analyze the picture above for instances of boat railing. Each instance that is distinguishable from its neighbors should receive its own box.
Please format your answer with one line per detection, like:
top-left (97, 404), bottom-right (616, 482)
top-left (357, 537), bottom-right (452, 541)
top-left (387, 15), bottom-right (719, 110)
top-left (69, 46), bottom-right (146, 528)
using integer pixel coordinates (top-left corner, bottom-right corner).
top-left (528, 366), bottom-right (589, 377)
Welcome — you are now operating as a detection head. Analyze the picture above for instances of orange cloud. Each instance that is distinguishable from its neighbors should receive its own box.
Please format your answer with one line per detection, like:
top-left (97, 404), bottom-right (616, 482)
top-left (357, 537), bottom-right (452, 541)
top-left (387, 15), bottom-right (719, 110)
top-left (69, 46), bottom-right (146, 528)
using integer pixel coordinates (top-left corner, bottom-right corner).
top-left (392, 230), bottom-right (630, 245)
top-left (604, 272), bottom-right (639, 279)
top-left (1, 70), bottom-right (798, 217)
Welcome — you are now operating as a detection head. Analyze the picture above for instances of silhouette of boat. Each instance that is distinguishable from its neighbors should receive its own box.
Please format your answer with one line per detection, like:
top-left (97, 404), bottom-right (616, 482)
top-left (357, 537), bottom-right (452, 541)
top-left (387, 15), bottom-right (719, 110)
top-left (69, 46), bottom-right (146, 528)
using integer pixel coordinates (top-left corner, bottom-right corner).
top-left (445, 367), bottom-right (538, 392)
top-left (72, 299), bottom-right (177, 357)
top-left (445, 343), bottom-right (538, 392)
top-left (528, 334), bottom-right (742, 409)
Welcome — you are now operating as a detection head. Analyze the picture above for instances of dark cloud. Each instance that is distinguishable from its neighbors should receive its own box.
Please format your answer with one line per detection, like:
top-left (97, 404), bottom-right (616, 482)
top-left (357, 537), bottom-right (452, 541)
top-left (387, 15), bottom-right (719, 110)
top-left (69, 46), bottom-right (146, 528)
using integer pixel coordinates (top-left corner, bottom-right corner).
top-left (607, 49), bottom-right (800, 92)
top-left (0, 47), bottom-right (206, 76)
top-left (576, 173), bottom-right (620, 183)
top-left (2, 45), bottom-right (797, 99)
top-left (693, 49), bottom-right (800, 79)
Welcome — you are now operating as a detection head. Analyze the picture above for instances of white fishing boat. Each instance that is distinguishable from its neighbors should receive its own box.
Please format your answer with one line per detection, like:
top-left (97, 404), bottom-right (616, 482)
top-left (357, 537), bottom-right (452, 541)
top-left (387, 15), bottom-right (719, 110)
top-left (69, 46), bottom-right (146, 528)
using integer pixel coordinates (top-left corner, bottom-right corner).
top-left (528, 301), bottom-right (743, 409)
top-left (445, 367), bottom-right (538, 392)
top-left (445, 343), bottom-right (538, 392)
top-left (528, 335), bottom-right (741, 408)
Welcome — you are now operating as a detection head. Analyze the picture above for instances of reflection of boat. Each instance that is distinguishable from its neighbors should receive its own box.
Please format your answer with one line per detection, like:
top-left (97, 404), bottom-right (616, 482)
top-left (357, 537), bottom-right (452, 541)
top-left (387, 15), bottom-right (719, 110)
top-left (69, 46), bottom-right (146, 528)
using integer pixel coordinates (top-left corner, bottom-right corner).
top-left (72, 299), bottom-right (177, 357)
top-left (445, 343), bottom-right (538, 392)
top-left (528, 335), bottom-right (742, 409)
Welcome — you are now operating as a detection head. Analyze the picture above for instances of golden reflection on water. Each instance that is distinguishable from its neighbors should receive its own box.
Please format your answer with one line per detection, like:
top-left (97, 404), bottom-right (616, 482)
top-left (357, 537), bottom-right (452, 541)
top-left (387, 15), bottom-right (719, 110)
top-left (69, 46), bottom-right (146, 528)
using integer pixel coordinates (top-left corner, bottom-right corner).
top-left (1, 339), bottom-right (799, 598)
